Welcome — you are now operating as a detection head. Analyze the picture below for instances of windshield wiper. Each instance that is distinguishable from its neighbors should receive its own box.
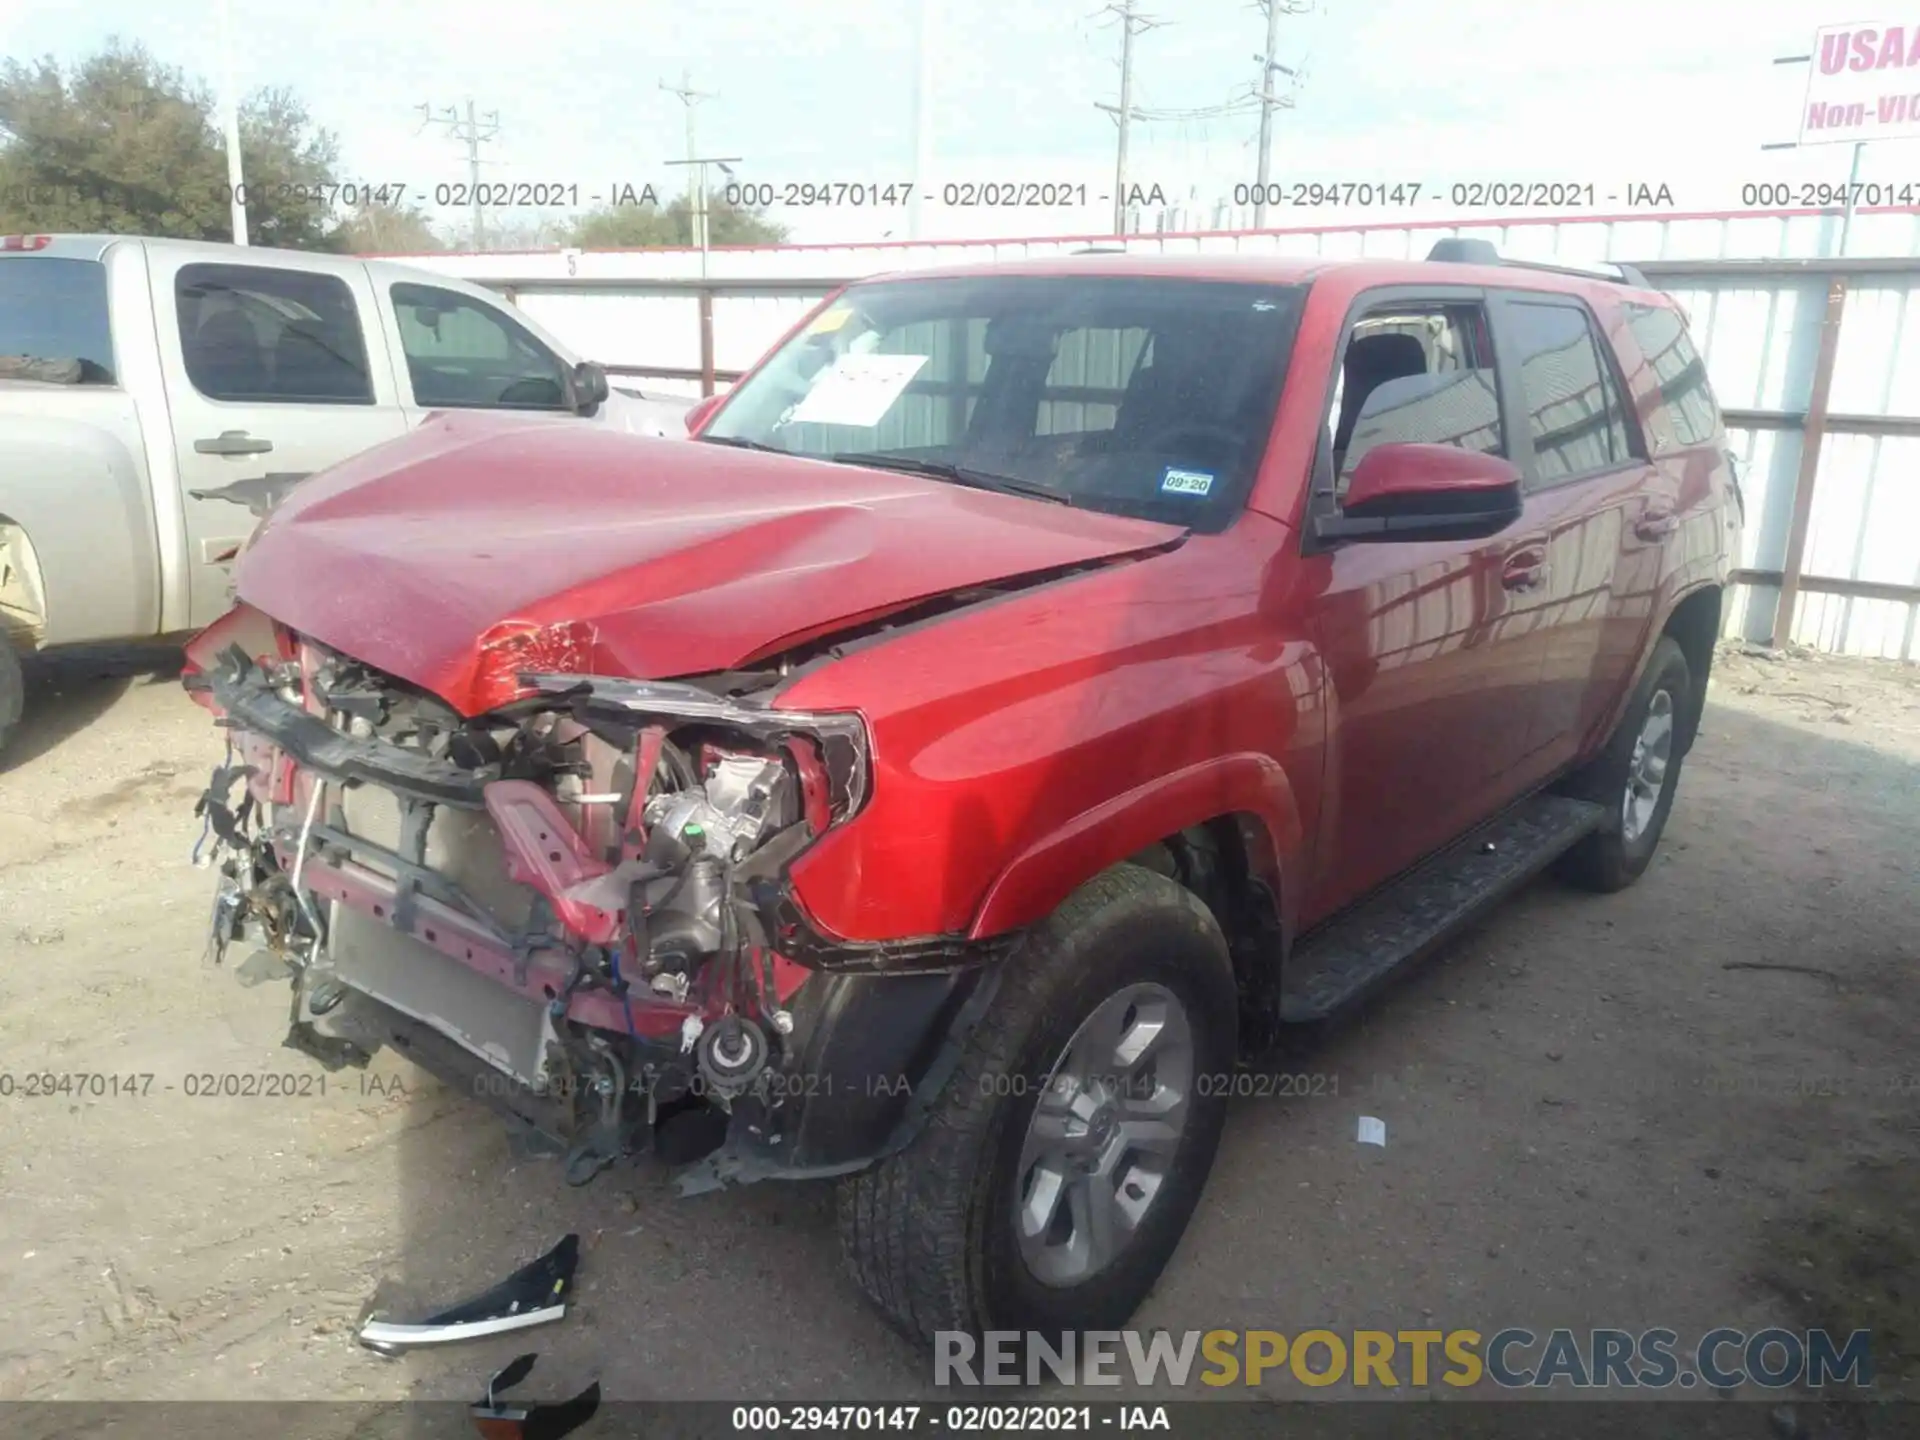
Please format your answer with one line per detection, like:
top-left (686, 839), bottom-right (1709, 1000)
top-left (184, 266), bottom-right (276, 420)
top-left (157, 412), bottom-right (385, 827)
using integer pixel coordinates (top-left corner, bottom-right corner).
top-left (698, 435), bottom-right (791, 454)
top-left (830, 452), bottom-right (1072, 506)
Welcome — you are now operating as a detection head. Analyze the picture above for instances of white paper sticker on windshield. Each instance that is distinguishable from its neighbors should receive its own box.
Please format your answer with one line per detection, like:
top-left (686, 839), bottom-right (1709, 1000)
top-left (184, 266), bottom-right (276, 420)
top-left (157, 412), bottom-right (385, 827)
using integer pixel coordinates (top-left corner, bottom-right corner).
top-left (788, 353), bottom-right (929, 428)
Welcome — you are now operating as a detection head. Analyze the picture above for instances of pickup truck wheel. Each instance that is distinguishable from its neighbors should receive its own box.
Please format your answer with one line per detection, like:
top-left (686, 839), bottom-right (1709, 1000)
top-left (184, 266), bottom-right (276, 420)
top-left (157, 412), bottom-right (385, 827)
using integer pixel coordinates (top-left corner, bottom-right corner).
top-left (836, 864), bottom-right (1237, 1346)
top-left (1556, 635), bottom-right (1692, 893)
top-left (0, 633), bottom-right (22, 757)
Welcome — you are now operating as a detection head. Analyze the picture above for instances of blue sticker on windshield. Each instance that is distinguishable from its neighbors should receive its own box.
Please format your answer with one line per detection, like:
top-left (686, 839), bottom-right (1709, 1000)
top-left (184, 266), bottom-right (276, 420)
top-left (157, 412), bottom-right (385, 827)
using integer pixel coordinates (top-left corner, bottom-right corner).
top-left (1161, 467), bottom-right (1215, 497)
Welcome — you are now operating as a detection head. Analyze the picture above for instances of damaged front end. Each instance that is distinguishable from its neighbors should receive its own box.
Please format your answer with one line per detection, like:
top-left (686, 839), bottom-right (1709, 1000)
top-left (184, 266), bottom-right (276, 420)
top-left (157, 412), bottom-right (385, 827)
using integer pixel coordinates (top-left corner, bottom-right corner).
top-left (187, 617), bottom-right (972, 1191)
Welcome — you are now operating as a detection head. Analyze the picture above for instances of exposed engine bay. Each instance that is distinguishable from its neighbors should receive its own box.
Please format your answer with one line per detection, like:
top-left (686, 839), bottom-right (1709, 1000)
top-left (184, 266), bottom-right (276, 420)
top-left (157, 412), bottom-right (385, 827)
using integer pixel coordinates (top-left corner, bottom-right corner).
top-left (190, 628), bottom-right (878, 1188)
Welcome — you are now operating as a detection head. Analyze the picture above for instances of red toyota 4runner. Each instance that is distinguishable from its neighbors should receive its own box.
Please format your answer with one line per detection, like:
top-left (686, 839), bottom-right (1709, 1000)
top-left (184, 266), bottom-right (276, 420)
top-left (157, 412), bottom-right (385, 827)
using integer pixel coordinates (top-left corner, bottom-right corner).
top-left (185, 239), bottom-right (1740, 1344)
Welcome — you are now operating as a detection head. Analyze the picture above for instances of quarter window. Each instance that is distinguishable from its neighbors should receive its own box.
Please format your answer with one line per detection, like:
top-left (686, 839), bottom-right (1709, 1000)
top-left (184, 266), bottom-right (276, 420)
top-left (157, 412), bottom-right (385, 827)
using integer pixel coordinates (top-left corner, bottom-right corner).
top-left (176, 264), bottom-right (373, 404)
top-left (1625, 302), bottom-right (1720, 447)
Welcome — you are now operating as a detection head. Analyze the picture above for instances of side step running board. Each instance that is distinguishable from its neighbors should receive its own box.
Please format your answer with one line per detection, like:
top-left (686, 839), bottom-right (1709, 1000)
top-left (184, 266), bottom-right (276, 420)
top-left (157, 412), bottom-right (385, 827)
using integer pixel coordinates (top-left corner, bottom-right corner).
top-left (1279, 794), bottom-right (1606, 1023)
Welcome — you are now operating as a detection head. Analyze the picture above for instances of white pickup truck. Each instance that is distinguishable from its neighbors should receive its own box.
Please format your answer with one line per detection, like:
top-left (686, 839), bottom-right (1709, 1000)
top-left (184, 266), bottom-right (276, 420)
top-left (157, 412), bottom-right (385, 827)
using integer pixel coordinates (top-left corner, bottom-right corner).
top-left (0, 233), bottom-right (690, 755)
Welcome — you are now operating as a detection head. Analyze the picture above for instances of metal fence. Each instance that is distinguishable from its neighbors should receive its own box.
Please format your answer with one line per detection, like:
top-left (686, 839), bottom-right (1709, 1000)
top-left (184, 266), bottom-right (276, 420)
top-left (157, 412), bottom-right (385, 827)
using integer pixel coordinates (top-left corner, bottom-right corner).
top-left (431, 219), bottom-right (1920, 661)
top-left (1641, 258), bottom-right (1920, 660)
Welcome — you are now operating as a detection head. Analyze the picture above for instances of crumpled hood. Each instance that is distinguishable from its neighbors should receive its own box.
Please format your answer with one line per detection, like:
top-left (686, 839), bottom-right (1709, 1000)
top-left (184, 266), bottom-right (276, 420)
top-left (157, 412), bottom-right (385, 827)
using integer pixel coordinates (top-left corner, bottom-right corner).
top-left (235, 411), bottom-right (1183, 714)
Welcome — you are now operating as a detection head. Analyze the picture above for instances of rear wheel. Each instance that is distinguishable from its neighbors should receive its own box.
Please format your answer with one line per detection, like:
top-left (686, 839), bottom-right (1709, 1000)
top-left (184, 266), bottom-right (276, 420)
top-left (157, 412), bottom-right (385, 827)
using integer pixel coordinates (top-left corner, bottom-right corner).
top-left (837, 864), bottom-right (1237, 1345)
top-left (1556, 635), bottom-right (1692, 893)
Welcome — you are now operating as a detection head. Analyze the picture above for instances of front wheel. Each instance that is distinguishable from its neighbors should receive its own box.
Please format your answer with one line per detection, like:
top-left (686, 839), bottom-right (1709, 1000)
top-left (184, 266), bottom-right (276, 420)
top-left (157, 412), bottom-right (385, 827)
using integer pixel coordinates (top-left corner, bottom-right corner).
top-left (837, 864), bottom-right (1238, 1345)
top-left (1556, 635), bottom-right (1692, 893)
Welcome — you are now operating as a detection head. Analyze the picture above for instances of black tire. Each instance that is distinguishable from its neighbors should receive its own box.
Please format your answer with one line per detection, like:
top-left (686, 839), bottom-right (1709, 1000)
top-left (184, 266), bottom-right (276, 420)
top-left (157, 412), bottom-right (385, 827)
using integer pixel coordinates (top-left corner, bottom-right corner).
top-left (0, 632), bottom-right (22, 760)
top-left (1555, 635), bottom-right (1692, 893)
top-left (837, 864), bottom-right (1238, 1346)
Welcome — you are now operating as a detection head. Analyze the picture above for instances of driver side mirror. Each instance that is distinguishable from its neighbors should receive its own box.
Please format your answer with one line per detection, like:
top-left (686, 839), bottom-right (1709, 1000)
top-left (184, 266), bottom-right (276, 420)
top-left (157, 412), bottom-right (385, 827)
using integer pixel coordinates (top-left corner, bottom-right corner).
top-left (684, 392), bottom-right (725, 433)
top-left (568, 360), bottom-right (610, 417)
top-left (1313, 443), bottom-right (1523, 543)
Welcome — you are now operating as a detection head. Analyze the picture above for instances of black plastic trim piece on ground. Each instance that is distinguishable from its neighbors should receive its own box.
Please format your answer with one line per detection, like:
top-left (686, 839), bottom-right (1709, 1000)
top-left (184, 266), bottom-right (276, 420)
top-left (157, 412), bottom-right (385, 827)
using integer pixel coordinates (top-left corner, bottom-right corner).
top-left (357, 1234), bottom-right (580, 1355)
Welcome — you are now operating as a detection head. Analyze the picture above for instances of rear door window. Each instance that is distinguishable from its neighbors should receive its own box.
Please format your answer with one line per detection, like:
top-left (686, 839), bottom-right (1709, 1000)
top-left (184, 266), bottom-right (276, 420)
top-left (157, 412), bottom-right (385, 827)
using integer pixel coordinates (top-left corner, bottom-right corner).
top-left (1329, 301), bottom-right (1504, 495)
top-left (1501, 298), bottom-right (1636, 483)
top-left (390, 283), bottom-right (569, 410)
top-left (1625, 302), bottom-right (1721, 446)
top-left (176, 264), bottom-right (374, 404)
top-left (0, 257), bottom-right (115, 383)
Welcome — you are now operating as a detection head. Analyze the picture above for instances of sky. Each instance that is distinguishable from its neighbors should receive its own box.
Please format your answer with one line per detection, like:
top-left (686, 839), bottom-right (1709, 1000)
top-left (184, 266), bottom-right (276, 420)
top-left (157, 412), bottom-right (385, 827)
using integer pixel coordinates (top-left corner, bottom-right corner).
top-left (2, 0), bottom-right (1916, 248)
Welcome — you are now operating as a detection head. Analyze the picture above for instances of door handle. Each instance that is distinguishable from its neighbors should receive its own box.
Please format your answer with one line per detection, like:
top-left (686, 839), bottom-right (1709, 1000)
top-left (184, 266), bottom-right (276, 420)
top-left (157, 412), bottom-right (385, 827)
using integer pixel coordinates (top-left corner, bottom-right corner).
top-left (1635, 503), bottom-right (1678, 541)
top-left (1501, 548), bottom-right (1549, 593)
top-left (195, 430), bottom-right (274, 456)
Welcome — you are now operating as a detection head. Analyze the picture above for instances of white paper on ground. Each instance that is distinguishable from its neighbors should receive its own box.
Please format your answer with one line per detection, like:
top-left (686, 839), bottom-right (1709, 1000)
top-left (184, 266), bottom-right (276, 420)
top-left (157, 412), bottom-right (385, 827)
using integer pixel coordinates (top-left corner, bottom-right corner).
top-left (1356, 1115), bottom-right (1387, 1147)
top-left (787, 353), bottom-right (929, 428)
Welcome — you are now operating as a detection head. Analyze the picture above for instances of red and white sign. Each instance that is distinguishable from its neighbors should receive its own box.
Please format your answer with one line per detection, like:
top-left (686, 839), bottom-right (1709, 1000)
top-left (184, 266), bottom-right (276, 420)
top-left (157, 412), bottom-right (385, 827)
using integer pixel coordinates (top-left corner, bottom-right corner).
top-left (1802, 21), bottom-right (1920, 144)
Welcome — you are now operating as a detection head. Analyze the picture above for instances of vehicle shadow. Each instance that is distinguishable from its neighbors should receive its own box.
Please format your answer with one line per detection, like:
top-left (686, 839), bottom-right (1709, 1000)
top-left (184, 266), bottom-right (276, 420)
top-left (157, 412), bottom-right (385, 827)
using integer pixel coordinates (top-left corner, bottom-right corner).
top-left (362, 686), bottom-right (1918, 1414)
top-left (2, 643), bottom-right (184, 775)
top-left (1186, 699), bottom-right (1919, 1418)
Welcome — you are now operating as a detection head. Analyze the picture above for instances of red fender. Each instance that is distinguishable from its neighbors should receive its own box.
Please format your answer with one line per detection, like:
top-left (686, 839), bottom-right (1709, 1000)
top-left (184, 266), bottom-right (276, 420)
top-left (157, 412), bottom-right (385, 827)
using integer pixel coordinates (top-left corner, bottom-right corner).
top-left (967, 752), bottom-right (1304, 940)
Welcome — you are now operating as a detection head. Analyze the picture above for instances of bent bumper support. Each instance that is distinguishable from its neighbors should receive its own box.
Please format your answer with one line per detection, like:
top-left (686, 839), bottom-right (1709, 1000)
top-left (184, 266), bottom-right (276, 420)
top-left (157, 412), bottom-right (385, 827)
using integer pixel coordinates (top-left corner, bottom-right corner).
top-left (196, 642), bottom-right (1020, 1189)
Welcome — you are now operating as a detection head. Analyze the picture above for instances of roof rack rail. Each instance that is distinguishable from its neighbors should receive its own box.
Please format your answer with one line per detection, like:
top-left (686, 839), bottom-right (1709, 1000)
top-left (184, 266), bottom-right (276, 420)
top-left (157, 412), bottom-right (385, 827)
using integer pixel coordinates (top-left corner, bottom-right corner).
top-left (1425, 238), bottom-right (1648, 289)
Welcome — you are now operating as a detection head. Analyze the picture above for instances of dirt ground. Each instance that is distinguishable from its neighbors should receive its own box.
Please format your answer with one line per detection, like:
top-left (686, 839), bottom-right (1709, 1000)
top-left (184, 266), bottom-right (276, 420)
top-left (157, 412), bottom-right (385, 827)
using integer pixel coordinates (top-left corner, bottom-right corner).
top-left (1, 638), bottom-right (1917, 1428)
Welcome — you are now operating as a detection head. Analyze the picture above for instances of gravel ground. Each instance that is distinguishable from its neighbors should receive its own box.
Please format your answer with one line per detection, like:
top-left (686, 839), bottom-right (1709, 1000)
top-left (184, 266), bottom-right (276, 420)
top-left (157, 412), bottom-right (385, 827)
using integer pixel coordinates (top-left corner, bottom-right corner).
top-left (0, 639), bottom-right (1916, 1433)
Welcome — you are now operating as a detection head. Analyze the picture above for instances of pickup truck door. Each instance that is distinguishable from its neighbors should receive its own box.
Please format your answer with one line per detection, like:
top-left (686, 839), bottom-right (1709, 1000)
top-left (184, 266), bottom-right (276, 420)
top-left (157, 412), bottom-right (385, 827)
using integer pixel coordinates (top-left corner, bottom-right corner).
top-left (1301, 290), bottom-right (1550, 923)
top-left (367, 274), bottom-right (580, 428)
top-left (147, 249), bottom-right (409, 628)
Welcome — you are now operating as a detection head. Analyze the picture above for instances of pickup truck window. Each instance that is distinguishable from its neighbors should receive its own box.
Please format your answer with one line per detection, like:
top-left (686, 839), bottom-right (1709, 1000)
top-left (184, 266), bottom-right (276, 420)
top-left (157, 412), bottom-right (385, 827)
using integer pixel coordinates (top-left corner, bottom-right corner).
top-left (1503, 299), bottom-right (1636, 483)
top-left (390, 283), bottom-right (569, 410)
top-left (0, 257), bottom-right (115, 383)
top-left (1332, 303), bottom-right (1503, 494)
top-left (176, 264), bottom-right (374, 405)
top-left (1624, 301), bottom-right (1721, 447)
top-left (704, 275), bottom-right (1306, 532)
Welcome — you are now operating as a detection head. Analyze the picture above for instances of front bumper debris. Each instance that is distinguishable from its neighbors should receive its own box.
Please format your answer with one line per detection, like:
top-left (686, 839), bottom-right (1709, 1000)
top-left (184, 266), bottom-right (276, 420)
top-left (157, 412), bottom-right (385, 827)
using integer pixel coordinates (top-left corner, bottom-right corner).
top-left (357, 1233), bottom-right (580, 1355)
top-left (469, 1353), bottom-right (601, 1440)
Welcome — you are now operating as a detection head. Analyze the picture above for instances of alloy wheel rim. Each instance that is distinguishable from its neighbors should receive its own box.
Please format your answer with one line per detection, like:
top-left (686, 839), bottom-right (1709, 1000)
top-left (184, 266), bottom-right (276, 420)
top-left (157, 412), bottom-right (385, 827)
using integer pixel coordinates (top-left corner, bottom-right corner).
top-left (1622, 688), bottom-right (1675, 843)
top-left (1012, 981), bottom-right (1194, 1287)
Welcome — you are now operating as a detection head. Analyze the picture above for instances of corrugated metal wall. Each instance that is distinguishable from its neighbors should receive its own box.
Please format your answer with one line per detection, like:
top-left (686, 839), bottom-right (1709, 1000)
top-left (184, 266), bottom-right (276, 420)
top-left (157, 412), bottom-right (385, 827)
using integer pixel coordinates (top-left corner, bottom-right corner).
top-left (1659, 267), bottom-right (1920, 659)
top-left (396, 211), bottom-right (1920, 659)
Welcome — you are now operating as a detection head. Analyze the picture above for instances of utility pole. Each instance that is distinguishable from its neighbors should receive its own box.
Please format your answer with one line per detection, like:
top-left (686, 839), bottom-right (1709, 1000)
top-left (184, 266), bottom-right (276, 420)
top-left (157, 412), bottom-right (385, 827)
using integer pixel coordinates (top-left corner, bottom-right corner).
top-left (1114, 5), bottom-right (1135, 236)
top-left (1839, 139), bottom-right (1864, 255)
top-left (1251, 0), bottom-right (1305, 229)
top-left (217, 0), bottom-right (247, 244)
top-left (665, 155), bottom-right (743, 278)
top-left (910, 0), bottom-right (936, 240)
top-left (418, 100), bottom-right (500, 249)
top-left (1765, 46), bottom-right (1872, 260)
top-left (661, 72), bottom-right (716, 248)
top-left (1094, 1), bottom-right (1164, 237)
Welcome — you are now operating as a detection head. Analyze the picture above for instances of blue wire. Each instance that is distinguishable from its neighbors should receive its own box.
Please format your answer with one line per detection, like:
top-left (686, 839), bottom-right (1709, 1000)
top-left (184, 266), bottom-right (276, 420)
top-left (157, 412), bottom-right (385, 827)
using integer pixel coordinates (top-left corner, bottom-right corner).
top-left (607, 944), bottom-right (639, 1038)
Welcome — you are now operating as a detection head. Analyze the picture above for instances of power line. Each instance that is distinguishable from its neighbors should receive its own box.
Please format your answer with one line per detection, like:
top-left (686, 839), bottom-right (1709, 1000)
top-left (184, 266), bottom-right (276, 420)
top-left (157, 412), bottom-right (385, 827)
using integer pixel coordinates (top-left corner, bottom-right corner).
top-left (417, 100), bottom-right (500, 249)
